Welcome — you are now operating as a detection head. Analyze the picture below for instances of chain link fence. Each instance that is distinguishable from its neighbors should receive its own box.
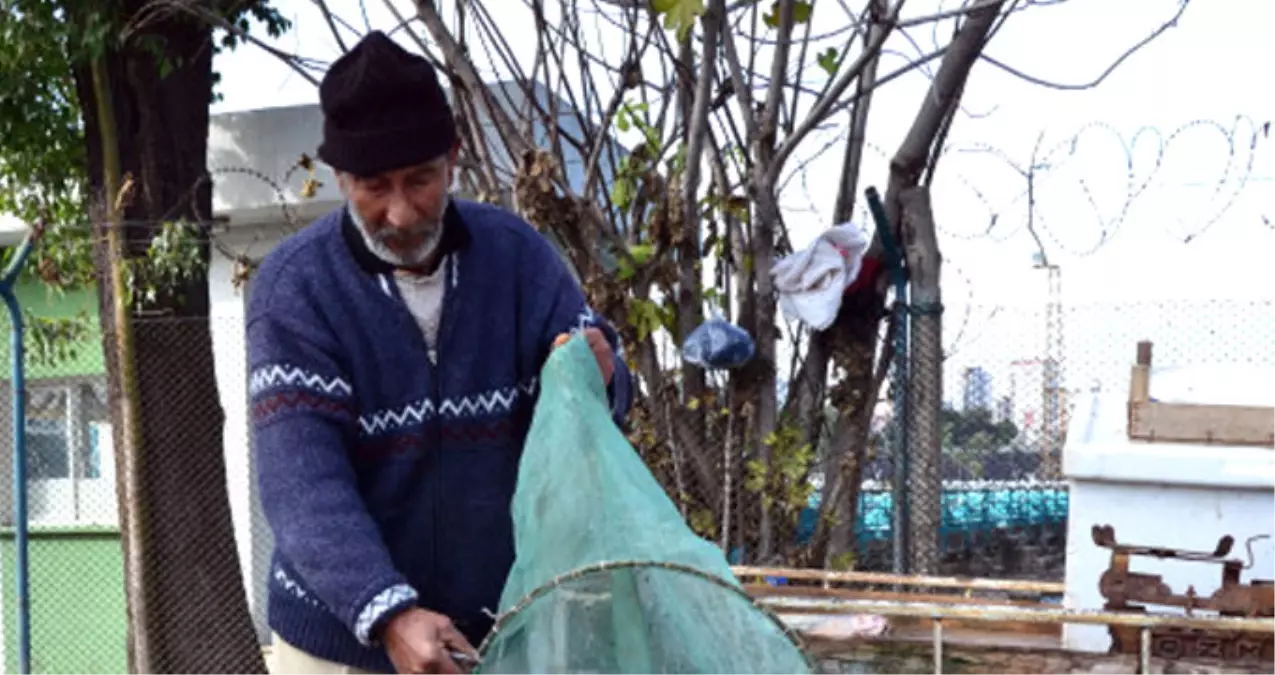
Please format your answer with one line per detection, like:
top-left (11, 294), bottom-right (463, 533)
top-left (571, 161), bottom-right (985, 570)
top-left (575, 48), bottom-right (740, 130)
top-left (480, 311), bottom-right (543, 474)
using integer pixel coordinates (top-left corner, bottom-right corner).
top-left (0, 283), bottom-right (122, 674)
top-left (660, 297), bottom-right (1274, 584)
top-left (859, 297), bottom-right (1275, 582)
top-left (0, 303), bottom-right (271, 673)
top-left (0, 283), bottom-right (1270, 671)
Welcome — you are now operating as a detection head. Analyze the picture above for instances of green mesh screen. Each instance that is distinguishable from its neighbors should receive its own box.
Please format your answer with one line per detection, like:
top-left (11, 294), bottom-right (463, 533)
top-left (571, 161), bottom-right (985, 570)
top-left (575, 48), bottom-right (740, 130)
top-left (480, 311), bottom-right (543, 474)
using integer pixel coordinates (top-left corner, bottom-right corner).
top-left (476, 336), bottom-right (811, 674)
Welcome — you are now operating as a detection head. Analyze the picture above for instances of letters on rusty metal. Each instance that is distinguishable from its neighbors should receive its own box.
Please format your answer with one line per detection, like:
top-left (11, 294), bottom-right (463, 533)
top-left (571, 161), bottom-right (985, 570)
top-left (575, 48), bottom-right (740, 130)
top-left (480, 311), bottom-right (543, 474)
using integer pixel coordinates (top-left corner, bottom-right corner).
top-left (1093, 524), bottom-right (1274, 664)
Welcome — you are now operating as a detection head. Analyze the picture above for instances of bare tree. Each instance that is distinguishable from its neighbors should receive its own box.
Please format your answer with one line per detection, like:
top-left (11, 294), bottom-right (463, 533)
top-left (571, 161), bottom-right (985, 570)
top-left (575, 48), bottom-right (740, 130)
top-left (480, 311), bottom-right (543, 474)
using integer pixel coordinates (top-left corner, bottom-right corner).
top-left (200, 0), bottom-right (1194, 569)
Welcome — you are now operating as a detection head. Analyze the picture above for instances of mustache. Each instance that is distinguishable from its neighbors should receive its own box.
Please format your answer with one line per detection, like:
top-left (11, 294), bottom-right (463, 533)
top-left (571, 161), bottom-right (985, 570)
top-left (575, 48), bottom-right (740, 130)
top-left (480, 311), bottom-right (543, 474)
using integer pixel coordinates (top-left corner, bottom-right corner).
top-left (372, 222), bottom-right (439, 242)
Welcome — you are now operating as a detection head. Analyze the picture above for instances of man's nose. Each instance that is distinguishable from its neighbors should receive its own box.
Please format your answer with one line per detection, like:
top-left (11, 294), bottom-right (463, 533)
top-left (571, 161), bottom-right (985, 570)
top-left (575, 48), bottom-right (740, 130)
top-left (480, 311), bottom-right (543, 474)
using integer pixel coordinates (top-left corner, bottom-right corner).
top-left (385, 192), bottom-right (419, 229)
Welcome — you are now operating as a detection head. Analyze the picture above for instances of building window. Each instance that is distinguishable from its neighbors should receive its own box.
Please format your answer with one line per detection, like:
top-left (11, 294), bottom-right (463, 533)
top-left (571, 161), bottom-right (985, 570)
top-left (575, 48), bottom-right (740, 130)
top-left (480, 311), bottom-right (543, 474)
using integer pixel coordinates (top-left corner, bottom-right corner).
top-left (29, 417), bottom-right (71, 480)
top-left (21, 380), bottom-right (116, 526)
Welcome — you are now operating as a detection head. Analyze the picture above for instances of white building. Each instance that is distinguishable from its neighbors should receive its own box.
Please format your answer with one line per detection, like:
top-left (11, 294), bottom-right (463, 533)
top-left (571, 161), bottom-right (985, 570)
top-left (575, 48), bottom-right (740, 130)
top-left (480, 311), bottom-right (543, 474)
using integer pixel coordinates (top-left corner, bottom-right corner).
top-left (208, 102), bottom-right (343, 642)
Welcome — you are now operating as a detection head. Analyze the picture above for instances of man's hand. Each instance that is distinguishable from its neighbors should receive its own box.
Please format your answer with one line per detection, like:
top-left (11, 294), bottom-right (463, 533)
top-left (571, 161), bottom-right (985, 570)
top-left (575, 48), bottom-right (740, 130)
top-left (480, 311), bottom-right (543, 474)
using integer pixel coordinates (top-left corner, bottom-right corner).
top-left (553, 327), bottom-right (615, 385)
top-left (381, 607), bottom-right (477, 674)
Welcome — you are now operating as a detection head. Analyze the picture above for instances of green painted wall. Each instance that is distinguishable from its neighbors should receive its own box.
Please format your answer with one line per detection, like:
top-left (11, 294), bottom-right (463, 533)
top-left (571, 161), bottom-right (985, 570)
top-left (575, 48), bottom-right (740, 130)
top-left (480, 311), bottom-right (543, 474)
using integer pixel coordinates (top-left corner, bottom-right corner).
top-left (9, 280), bottom-right (103, 382)
top-left (1, 527), bottom-right (127, 674)
top-left (0, 280), bottom-right (105, 381)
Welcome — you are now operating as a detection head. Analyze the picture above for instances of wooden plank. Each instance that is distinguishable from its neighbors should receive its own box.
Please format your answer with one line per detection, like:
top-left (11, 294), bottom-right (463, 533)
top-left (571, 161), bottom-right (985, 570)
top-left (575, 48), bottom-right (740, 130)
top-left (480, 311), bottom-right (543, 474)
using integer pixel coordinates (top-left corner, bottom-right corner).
top-left (732, 565), bottom-right (1065, 595)
top-left (1126, 339), bottom-right (1274, 448)
top-left (1128, 400), bottom-right (1275, 448)
top-left (744, 583), bottom-right (1056, 609)
top-left (1130, 340), bottom-right (1152, 403)
top-left (885, 618), bottom-right (1060, 638)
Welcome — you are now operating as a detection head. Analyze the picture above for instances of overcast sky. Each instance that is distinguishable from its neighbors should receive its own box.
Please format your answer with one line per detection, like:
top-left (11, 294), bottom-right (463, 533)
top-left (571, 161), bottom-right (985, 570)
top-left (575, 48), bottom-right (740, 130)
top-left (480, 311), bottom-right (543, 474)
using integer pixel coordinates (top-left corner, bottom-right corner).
top-left (205, 0), bottom-right (1273, 403)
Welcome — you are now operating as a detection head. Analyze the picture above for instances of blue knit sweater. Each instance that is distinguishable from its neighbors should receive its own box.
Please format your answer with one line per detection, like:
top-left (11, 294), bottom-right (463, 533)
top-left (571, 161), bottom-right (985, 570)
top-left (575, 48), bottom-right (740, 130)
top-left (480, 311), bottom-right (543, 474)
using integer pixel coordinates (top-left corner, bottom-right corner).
top-left (247, 200), bottom-right (633, 671)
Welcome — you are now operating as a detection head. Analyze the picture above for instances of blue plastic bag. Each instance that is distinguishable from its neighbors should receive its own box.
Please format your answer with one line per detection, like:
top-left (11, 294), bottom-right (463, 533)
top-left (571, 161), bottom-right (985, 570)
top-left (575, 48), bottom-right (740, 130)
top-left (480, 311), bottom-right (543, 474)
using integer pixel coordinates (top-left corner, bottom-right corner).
top-left (681, 315), bottom-right (755, 370)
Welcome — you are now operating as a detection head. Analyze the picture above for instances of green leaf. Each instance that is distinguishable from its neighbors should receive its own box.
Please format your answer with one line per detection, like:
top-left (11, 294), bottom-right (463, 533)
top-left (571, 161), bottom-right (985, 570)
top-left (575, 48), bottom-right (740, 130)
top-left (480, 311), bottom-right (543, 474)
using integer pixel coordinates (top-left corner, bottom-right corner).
top-left (652, 0), bottom-right (706, 41)
top-left (616, 250), bottom-right (636, 281)
top-left (611, 176), bottom-right (636, 210)
top-left (629, 243), bottom-right (655, 265)
top-left (817, 47), bottom-right (839, 77)
top-left (763, 1), bottom-right (814, 28)
top-left (795, 1), bottom-right (813, 23)
top-left (627, 298), bottom-right (665, 341)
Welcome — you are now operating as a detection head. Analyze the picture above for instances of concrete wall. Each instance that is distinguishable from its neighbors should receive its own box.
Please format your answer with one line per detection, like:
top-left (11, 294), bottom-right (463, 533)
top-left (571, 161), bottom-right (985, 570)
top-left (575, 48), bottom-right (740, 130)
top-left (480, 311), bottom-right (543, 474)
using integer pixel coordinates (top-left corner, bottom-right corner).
top-left (207, 103), bottom-right (344, 642)
top-left (209, 226), bottom-right (297, 643)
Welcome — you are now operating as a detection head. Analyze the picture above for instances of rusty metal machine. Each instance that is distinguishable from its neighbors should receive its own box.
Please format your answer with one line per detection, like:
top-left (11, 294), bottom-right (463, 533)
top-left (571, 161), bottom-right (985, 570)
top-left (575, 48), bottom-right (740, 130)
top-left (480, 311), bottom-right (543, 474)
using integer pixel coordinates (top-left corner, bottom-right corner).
top-left (1093, 524), bottom-right (1274, 663)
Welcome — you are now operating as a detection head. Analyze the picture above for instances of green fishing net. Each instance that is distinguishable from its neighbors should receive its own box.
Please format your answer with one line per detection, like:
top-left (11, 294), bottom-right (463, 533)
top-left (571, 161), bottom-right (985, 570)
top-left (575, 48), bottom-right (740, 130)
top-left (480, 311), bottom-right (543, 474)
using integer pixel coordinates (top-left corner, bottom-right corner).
top-left (475, 336), bottom-right (812, 674)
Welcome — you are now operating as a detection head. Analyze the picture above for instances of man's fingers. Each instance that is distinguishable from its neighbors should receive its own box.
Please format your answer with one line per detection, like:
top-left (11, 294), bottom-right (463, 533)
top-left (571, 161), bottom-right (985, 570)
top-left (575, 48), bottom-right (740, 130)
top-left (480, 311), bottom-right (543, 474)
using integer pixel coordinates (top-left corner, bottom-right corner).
top-left (582, 329), bottom-right (615, 383)
top-left (438, 623), bottom-right (478, 657)
top-left (435, 653), bottom-right (463, 675)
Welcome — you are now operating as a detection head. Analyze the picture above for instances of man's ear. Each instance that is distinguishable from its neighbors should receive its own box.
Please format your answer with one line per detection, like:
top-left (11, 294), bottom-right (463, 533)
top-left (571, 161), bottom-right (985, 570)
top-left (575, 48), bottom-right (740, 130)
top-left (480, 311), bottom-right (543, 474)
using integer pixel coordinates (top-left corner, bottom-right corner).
top-left (335, 171), bottom-right (351, 197)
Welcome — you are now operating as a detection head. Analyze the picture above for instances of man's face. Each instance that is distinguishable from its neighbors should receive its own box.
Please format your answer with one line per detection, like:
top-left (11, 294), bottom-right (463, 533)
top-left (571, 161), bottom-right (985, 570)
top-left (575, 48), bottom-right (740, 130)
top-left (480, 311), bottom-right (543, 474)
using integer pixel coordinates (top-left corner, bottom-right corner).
top-left (339, 148), bottom-right (457, 268)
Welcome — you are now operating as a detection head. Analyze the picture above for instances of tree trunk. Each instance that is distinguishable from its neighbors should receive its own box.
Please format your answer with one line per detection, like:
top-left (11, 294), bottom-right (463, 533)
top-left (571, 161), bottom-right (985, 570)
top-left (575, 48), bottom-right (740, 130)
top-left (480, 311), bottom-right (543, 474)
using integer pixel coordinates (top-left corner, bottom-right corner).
top-left (750, 188), bottom-right (781, 561)
top-left (900, 187), bottom-right (942, 575)
top-left (882, 1), bottom-right (1002, 575)
top-left (73, 4), bottom-right (266, 672)
top-left (808, 288), bottom-right (887, 568)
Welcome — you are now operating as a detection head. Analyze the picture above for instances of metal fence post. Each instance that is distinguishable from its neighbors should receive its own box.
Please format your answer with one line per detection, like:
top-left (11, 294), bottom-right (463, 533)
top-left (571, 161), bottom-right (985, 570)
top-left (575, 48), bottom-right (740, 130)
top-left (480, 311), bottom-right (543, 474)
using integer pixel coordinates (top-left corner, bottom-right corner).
top-left (865, 187), bottom-right (910, 574)
top-left (1, 224), bottom-right (41, 675)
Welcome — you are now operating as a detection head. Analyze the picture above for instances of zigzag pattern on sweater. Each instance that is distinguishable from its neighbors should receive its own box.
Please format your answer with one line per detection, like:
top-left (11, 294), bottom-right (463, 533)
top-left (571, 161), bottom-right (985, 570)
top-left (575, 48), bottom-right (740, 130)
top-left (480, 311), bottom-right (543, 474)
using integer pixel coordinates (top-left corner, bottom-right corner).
top-left (573, 305), bottom-right (599, 332)
top-left (567, 305), bottom-right (624, 358)
top-left (358, 378), bottom-right (538, 436)
top-left (272, 563), bottom-right (324, 610)
top-left (250, 363), bottom-right (354, 398)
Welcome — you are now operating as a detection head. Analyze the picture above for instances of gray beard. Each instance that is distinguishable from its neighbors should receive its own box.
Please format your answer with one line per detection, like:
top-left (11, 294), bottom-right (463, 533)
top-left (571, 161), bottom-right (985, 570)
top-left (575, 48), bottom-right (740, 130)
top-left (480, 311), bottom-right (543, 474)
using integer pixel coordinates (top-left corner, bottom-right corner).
top-left (347, 197), bottom-right (448, 268)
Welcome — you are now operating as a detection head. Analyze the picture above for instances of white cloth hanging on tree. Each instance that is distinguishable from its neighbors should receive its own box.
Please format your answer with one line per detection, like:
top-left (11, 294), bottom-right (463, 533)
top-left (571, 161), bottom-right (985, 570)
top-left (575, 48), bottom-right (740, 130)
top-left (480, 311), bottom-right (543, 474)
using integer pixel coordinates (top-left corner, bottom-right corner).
top-left (770, 223), bottom-right (870, 331)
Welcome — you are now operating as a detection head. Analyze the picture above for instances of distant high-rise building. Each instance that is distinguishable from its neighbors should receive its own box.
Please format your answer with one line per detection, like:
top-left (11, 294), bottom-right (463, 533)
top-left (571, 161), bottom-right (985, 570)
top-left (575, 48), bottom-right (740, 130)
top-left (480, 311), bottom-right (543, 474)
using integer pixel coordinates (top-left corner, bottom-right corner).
top-left (996, 395), bottom-right (1013, 423)
top-left (962, 366), bottom-right (993, 412)
top-left (1008, 358), bottom-right (1068, 453)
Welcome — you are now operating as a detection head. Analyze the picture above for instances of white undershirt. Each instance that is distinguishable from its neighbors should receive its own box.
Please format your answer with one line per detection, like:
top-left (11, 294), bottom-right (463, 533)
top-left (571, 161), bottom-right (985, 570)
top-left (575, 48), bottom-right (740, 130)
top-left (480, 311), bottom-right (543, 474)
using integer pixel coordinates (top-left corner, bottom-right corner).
top-left (348, 204), bottom-right (450, 361)
top-left (393, 262), bottom-right (448, 363)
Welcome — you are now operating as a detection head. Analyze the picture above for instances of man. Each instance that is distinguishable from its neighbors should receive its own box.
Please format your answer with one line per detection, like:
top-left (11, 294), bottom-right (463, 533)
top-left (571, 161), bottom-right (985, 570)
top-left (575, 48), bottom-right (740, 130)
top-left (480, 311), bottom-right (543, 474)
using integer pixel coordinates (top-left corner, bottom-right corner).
top-left (247, 31), bottom-right (632, 674)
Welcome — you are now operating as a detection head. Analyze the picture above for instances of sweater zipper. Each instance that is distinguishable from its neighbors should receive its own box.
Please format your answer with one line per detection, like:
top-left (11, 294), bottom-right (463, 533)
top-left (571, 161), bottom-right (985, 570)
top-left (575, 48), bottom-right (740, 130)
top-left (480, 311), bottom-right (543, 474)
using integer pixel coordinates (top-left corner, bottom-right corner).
top-left (429, 255), bottom-right (461, 617)
top-left (378, 254), bottom-right (461, 601)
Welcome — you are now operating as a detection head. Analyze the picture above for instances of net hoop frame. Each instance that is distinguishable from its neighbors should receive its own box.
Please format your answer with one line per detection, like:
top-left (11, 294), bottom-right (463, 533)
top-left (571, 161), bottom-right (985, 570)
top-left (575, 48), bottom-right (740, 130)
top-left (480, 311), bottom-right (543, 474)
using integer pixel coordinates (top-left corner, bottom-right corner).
top-left (475, 558), bottom-right (814, 672)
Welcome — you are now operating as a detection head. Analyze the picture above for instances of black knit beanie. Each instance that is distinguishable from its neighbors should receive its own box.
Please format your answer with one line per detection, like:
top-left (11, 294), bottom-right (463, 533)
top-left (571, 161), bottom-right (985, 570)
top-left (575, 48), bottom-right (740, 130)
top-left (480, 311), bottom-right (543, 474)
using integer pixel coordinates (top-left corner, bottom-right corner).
top-left (318, 31), bottom-right (457, 177)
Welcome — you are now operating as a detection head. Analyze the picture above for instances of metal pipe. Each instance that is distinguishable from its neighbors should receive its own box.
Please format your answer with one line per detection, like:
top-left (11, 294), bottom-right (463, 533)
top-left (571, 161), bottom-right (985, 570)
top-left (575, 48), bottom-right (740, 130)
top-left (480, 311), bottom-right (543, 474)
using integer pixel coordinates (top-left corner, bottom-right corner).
top-left (757, 597), bottom-right (1275, 634)
top-left (1, 226), bottom-right (39, 675)
top-left (1139, 626), bottom-right (1151, 674)
top-left (865, 186), bottom-right (910, 575)
top-left (932, 619), bottom-right (944, 675)
top-left (733, 565), bottom-right (1065, 595)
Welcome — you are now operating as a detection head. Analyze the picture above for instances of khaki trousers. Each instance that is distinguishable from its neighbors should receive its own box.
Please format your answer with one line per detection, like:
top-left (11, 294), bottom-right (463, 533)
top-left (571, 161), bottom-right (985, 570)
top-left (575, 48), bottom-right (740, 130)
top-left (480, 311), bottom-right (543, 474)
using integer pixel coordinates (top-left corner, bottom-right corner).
top-left (268, 633), bottom-right (383, 675)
